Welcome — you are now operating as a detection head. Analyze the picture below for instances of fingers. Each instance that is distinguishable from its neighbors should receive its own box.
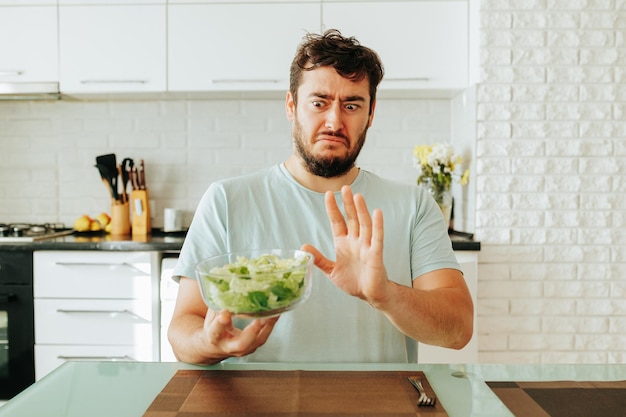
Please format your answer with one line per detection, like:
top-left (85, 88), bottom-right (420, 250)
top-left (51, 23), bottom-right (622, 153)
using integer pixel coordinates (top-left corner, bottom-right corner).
top-left (326, 186), bottom-right (371, 240)
top-left (205, 310), bottom-right (235, 340)
top-left (239, 316), bottom-right (279, 349)
top-left (341, 186), bottom-right (360, 238)
top-left (353, 192), bottom-right (373, 243)
top-left (301, 243), bottom-right (335, 275)
top-left (204, 310), bottom-right (279, 358)
top-left (324, 190), bottom-right (347, 237)
top-left (370, 208), bottom-right (384, 252)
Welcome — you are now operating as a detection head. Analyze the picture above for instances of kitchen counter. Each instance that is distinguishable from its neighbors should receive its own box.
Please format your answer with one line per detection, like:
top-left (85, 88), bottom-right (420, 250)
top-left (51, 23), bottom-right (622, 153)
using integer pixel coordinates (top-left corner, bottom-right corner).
top-left (1, 361), bottom-right (623, 417)
top-left (0, 229), bottom-right (186, 252)
top-left (0, 229), bottom-right (479, 252)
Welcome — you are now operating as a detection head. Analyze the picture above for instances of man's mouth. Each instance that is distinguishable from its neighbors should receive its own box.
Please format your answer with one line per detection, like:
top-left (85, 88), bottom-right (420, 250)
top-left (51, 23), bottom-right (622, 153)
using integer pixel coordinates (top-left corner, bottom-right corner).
top-left (316, 132), bottom-right (349, 145)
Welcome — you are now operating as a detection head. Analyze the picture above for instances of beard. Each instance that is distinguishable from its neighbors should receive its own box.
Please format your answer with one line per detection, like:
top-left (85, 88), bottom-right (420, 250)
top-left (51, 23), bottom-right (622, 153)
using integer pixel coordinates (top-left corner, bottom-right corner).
top-left (292, 118), bottom-right (368, 178)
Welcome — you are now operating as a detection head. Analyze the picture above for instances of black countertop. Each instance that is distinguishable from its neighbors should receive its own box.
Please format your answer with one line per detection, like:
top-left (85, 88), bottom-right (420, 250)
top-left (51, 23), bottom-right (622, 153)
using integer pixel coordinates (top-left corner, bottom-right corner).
top-left (0, 229), bottom-right (186, 252)
top-left (0, 229), bottom-right (480, 252)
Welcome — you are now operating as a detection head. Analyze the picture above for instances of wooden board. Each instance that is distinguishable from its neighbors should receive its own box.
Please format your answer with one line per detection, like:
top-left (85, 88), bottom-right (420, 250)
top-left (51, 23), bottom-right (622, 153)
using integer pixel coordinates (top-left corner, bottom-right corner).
top-left (143, 370), bottom-right (449, 417)
top-left (487, 380), bottom-right (626, 417)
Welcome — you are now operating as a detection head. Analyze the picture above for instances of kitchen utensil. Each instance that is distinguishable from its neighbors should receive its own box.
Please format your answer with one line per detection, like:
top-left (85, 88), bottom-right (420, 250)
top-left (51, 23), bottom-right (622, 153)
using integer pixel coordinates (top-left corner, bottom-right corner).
top-left (130, 166), bottom-right (140, 190)
top-left (138, 159), bottom-right (146, 189)
top-left (96, 153), bottom-right (117, 178)
top-left (408, 377), bottom-right (436, 406)
top-left (94, 163), bottom-right (118, 202)
top-left (120, 158), bottom-right (133, 201)
top-left (96, 153), bottom-right (119, 202)
top-left (116, 164), bottom-right (126, 203)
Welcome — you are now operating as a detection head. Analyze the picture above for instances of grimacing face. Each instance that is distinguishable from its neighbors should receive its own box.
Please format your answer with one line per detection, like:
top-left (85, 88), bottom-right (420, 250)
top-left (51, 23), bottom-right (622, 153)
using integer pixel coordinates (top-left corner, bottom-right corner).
top-left (287, 66), bottom-right (375, 178)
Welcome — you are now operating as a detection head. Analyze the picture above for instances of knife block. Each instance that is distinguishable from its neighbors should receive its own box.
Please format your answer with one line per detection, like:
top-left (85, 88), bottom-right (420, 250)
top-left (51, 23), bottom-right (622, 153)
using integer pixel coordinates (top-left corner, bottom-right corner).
top-left (131, 189), bottom-right (151, 236)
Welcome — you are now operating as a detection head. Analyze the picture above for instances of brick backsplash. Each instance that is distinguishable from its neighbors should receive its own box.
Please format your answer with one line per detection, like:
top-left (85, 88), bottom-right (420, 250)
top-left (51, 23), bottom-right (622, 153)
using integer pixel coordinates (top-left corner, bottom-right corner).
top-left (477, 0), bottom-right (626, 364)
top-left (0, 98), bottom-right (455, 228)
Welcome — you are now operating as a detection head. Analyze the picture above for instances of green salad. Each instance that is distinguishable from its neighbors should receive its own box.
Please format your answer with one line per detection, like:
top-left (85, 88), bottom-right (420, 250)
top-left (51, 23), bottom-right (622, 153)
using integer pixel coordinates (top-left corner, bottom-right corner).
top-left (200, 253), bottom-right (310, 314)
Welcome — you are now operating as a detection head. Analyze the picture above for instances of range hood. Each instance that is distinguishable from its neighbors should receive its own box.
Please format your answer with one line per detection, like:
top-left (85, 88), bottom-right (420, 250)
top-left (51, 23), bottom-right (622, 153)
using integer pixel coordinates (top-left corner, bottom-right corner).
top-left (0, 82), bottom-right (61, 100)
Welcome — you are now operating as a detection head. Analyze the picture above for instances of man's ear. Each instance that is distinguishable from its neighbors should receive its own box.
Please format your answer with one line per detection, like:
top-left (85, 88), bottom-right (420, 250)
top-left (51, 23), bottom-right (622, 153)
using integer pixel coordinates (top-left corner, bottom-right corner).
top-left (286, 91), bottom-right (295, 121)
top-left (367, 99), bottom-right (377, 127)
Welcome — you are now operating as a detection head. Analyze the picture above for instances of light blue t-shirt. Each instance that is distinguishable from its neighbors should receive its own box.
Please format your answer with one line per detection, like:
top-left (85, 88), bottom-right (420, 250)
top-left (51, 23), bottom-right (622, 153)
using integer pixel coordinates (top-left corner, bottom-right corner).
top-left (173, 164), bottom-right (460, 363)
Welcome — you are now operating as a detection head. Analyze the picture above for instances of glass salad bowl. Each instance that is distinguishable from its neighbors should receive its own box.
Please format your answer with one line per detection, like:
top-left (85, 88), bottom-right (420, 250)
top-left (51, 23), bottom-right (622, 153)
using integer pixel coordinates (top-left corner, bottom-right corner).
top-left (195, 249), bottom-right (314, 318)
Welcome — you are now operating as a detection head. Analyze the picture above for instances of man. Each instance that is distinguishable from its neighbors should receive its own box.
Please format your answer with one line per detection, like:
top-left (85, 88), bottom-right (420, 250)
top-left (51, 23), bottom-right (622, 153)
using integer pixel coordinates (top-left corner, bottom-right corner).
top-left (168, 29), bottom-right (473, 365)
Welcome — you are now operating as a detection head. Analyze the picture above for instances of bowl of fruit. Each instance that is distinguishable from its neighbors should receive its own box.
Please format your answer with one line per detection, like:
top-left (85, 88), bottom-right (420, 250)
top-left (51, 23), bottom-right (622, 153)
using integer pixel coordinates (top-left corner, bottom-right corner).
top-left (195, 249), bottom-right (314, 318)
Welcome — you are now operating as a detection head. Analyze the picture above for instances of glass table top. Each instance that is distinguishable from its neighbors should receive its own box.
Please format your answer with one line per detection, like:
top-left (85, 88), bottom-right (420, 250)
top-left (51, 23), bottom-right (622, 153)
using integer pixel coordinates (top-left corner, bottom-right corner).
top-left (1, 361), bottom-right (624, 417)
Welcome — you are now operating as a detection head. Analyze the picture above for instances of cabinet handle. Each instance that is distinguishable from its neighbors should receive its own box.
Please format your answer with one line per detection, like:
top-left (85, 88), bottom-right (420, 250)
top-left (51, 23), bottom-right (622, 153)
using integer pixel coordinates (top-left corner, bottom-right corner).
top-left (55, 261), bottom-right (149, 275)
top-left (57, 355), bottom-right (135, 361)
top-left (80, 79), bottom-right (148, 84)
top-left (0, 293), bottom-right (16, 304)
top-left (212, 79), bottom-right (282, 84)
top-left (0, 70), bottom-right (24, 76)
top-left (56, 309), bottom-right (149, 322)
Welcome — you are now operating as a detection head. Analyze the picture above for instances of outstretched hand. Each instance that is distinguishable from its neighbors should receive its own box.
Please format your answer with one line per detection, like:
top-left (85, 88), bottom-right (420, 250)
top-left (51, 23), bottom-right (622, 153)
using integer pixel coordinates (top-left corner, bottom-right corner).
top-left (302, 185), bottom-right (390, 306)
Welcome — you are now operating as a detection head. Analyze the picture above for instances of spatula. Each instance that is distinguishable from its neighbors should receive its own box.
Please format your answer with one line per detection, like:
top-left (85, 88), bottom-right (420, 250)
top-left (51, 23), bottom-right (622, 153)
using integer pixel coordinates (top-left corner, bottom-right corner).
top-left (95, 163), bottom-right (117, 203)
top-left (96, 153), bottom-right (119, 203)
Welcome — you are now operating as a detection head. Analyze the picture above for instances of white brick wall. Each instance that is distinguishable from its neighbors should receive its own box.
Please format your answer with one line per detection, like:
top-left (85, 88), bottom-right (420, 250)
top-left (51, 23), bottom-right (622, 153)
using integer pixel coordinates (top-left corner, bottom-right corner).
top-left (0, 98), bottom-right (453, 228)
top-left (477, 0), bottom-right (626, 363)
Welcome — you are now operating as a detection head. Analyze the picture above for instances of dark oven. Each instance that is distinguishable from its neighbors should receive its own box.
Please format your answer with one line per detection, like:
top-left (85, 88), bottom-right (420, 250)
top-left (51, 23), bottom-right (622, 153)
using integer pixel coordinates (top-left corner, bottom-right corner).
top-left (0, 249), bottom-right (35, 399)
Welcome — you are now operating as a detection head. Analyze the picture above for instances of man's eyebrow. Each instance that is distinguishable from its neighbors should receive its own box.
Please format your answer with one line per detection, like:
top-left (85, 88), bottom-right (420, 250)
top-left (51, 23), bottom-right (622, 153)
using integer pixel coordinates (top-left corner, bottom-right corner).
top-left (309, 92), bottom-right (367, 102)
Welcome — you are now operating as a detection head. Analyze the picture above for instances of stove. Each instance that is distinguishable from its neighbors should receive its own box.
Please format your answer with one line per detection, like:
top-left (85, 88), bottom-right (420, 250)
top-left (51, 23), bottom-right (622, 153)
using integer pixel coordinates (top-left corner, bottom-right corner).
top-left (0, 223), bottom-right (74, 242)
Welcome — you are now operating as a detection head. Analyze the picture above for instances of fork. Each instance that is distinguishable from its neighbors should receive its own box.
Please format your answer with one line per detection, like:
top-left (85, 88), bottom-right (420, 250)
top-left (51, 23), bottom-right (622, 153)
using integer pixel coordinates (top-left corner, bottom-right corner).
top-left (407, 376), bottom-right (437, 406)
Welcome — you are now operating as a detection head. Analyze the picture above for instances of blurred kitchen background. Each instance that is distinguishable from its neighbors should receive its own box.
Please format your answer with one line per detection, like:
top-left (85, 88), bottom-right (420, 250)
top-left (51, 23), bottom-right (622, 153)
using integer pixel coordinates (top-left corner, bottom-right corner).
top-left (1, 0), bottom-right (624, 365)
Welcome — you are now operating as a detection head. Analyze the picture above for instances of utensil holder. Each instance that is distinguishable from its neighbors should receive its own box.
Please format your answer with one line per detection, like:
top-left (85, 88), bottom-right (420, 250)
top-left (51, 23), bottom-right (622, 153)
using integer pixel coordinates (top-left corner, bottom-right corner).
top-left (131, 189), bottom-right (151, 236)
top-left (110, 202), bottom-right (131, 235)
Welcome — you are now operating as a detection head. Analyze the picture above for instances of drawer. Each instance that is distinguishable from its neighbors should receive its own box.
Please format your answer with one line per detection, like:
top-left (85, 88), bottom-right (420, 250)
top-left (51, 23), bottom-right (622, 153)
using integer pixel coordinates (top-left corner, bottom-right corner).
top-left (35, 298), bottom-right (152, 345)
top-left (34, 251), bottom-right (153, 298)
top-left (35, 344), bottom-right (153, 381)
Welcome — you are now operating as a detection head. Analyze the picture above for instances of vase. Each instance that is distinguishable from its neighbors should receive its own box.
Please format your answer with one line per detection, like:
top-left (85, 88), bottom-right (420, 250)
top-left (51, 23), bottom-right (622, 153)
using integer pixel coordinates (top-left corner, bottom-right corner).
top-left (420, 179), bottom-right (453, 227)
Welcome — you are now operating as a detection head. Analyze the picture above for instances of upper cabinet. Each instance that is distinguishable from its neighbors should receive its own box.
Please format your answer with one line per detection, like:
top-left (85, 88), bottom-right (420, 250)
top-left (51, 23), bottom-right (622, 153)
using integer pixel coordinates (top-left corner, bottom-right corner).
top-left (0, 4), bottom-right (58, 83)
top-left (322, 1), bottom-right (469, 92)
top-left (168, 2), bottom-right (320, 92)
top-left (59, 3), bottom-right (166, 94)
top-left (5, 0), bottom-right (469, 96)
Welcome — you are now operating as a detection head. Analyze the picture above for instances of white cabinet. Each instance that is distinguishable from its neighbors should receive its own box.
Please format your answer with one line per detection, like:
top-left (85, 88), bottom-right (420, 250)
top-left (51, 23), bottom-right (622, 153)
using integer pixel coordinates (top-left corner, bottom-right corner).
top-left (0, 4), bottom-right (58, 83)
top-left (418, 251), bottom-right (478, 363)
top-left (33, 251), bottom-right (160, 380)
top-left (58, 4), bottom-right (166, 94)
top-left (322, 1), bottom-right (469, 92)
top-left (168, 2), bottom-right (320, 92)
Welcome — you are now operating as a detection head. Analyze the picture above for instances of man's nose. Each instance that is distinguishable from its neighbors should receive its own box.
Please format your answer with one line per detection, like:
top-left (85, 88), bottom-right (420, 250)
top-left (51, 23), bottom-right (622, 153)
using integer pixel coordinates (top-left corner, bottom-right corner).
top-left (324, 103), bottom-right (343, 131)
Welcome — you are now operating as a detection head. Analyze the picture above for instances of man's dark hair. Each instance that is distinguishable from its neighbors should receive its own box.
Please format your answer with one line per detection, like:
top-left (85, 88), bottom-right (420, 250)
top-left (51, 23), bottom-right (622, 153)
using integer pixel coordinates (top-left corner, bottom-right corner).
top-left (289, 29), bottom-right (384, 113)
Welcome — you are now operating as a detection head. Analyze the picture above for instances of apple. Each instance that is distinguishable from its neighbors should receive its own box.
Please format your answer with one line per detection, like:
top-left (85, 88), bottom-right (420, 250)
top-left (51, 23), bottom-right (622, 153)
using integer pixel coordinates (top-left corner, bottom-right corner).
top-left (95, 212), bottom-right (111, 227)
top-left (73, 215), bottom-right (93, 232)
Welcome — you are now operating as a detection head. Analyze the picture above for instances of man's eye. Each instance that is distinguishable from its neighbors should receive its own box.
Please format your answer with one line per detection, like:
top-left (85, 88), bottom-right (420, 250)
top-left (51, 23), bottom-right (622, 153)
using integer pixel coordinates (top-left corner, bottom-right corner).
top-left (345, 104), bottom-right (360, 110)
top-left (312, 101), bottom-right (324, 107)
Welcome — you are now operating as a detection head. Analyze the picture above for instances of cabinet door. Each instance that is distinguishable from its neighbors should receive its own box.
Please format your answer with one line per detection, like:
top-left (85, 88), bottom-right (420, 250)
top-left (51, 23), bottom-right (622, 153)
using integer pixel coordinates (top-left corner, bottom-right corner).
top-left (35, 344), bottom-right (153, 380)
top-left (59, 5), bottom-right (166, 93)
top-left (322, 1), bottom-right (468, 91)
top-left (0, 6), bottom-right (58, 83)
top-left (168, 3), bottom-right (320, 92)
top-left (34, 298), bottom-right (152, 345)
top-left (34, 251), bottom-right (152, 299)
